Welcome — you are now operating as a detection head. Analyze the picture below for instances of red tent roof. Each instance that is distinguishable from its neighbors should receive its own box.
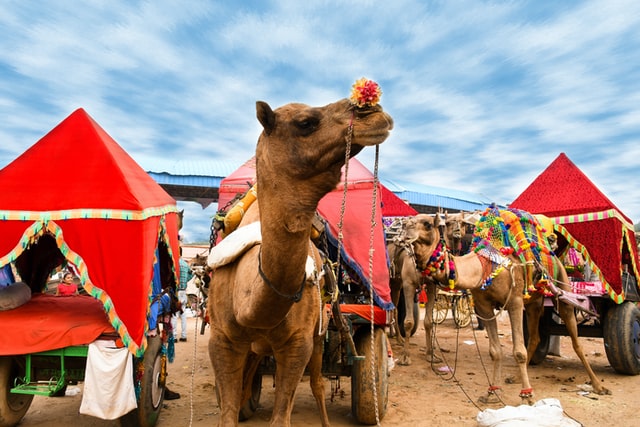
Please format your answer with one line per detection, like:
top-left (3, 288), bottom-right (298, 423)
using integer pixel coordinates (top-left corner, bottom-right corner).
top-left (510, 153), bottom-right (633, 224)
top-left (0, 109), bottom-right (180, 355)
top-left (510, 153), bottom-right (638, 300)
top-left (0, 108), bottom-right (175, 211)
top-left (217, 157), bottom-right (400, 308)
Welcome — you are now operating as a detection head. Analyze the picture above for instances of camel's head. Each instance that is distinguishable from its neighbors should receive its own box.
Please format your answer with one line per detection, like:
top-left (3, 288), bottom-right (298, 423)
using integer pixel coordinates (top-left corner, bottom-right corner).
top-left (444, 212), bottom-right (465, 248)
top-left (255, 98), bottom-right (393, 194)
top-left (404, 213), bottom-right (440, 248)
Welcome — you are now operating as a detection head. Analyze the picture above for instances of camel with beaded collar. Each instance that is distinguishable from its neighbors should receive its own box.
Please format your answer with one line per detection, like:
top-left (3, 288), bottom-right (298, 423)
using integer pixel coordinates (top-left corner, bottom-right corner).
top-left (404, 211), bottom-right (610, 403)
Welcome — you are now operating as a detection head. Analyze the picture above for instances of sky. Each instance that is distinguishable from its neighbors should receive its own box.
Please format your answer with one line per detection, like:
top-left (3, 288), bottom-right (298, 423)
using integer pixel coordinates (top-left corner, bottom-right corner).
top-left (1, 1), bottom-right (639, 243)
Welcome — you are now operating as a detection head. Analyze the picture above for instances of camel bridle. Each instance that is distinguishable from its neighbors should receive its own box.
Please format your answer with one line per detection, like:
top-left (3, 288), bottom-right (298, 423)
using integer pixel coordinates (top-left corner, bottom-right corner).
top-left (257, 247), bottom-right (307, 303)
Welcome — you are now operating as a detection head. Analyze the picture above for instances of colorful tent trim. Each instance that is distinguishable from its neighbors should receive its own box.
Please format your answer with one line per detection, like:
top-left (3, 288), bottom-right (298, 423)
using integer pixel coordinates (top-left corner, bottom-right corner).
top-left (0, 219), bottom-right (145, 354)
top-left (0, 205), bottom-right (178, 222)
top-left (553, 208), bottom-right (634, 230)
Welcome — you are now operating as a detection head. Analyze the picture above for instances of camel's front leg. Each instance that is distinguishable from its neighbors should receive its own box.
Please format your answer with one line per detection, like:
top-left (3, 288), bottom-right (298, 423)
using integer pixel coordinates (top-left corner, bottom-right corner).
top-left (399, 282), bottom-right (417, 365)
top-left (209, 330), bottom-right (251, 427)
top-left (269, 337), bottom-right (314, 427)
top-left (422, 282), bottom-right (442, 363)
top-left (308, 333), bottom-right (330, 427)
top-left (506, 304), bottom-right (534, 404)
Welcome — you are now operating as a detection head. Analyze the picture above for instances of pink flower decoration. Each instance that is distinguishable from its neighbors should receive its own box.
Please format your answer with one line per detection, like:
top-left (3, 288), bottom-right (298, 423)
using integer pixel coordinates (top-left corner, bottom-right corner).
top-left (350, 78), bottom-right (382, 107)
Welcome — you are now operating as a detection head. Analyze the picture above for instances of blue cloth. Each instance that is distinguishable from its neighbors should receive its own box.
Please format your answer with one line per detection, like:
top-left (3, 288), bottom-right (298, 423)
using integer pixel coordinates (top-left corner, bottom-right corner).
top-left (0, 264), bottom-right (15, 287)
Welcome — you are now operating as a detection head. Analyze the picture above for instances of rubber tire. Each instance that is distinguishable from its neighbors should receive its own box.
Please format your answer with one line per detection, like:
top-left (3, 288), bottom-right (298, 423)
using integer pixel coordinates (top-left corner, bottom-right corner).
top-left (214, 372), bottom-right (262, 422)
top-left (433, 293), bottom-right (449, 324)
top-left (453, 296), bottom-right (471, 328)
top-left (397, 292), bottom-right (420, 337)
top-left (120, 335), bottom-right (165, 427)
top-left (604, 302), bottom-right (640, 375)
top-left (351, 327), bottom-right (389, 425)
top-left (0, 357), bottom-right (33, 427)
top-left (523, 313), bottom-right (550, 365)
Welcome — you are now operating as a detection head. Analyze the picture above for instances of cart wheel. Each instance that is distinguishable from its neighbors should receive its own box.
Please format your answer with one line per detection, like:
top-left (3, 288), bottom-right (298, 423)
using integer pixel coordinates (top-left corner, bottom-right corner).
top-left (433, 293), bottom-right (449, 324)
top-left (604, 302), bottom-right (640, 375)
top-left (0, 357), bottom-right (33, 427)
top-left (453, 295), bottom-right (471, 328)
top-left (397, 292), bottom-right (420, 337)
top-left (214, 372), bottom-right (262, 421)
top-left (351, 327), bottom-right (389, 425)
top-left (120, 335), bottom-right (165, 427)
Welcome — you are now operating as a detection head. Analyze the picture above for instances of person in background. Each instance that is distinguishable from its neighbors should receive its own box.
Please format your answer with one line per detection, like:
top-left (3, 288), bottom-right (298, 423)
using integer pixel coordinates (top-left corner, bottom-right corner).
top-left (56, 272), bottom-right (78, 296)
top-left (172, 249), bottom-right (193, 342)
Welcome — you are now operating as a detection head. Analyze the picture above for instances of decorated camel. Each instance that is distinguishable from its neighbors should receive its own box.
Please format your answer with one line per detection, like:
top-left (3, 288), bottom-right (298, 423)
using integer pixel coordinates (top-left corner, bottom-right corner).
top-left (388, 211), bottom-right (475, 366)
top-left (207, 80), bottom-right (393, 426)
top-left (404, 209), bottom-right (610, 403)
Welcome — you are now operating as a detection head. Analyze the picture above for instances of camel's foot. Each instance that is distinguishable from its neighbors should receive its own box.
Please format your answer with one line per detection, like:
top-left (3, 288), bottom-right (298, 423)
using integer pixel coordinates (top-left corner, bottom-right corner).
top-left (426, 353), bottom-right (443, 364)
top-left (594, 385), bottom-right (612, 395)
top-left (478, 386), bottom-right (501, 404)
top-left (397, 354), bottom-right (412, 366)
top-left (519, 388), bottom-right (534, 405)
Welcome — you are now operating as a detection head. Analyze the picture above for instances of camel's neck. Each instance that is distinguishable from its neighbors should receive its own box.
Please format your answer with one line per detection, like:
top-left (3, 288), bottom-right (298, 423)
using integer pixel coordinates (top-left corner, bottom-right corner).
top-left (256, 172), bottom-right (327, 297)
top-left (414, 240), bottom-right (484, 289)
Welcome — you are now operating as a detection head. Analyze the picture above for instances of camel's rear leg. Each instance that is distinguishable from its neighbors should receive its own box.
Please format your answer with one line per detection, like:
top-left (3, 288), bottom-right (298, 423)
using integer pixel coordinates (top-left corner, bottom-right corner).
top-left (557, 301), bottom-right (611, 395)
top-left (524, 298), bottom-right (544, 363)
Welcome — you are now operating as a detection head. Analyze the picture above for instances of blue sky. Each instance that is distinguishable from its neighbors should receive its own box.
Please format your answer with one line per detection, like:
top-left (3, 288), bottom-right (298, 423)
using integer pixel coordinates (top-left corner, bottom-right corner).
top-left (1, 1), bottom-right (639, 243)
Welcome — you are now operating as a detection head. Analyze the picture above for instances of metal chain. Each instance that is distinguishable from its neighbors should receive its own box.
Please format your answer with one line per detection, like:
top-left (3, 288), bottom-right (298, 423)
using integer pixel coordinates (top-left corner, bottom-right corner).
top-left (368, 145), bottom-right (381, 426)
top-left (335, 115), bottom-right (353, 276)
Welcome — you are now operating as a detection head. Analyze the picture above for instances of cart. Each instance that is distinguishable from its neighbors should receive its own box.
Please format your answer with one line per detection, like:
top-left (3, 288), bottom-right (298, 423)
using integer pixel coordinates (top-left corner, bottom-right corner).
top-left (511, 153), bottom-right (640, 374)
top-left (0, 108), bottom-right (182, 426)
top-left (433, 289), bottom-right (474, 328)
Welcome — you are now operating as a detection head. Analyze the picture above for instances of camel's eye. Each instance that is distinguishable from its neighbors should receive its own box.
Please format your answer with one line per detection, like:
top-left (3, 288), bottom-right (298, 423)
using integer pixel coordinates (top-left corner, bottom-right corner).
top-left (422, 221), bottom-right (432, 230)
top-left (292, 113), bottom-right (320, 136)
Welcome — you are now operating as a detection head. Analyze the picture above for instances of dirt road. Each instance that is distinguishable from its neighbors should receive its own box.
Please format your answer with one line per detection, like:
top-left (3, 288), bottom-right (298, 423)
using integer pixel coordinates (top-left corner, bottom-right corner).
top-left (18, 313), bottom-right (637, 426)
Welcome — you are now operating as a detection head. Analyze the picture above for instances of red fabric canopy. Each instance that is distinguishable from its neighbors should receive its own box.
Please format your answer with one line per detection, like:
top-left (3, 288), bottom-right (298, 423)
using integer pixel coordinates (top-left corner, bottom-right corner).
top-left (218, 157), bottom-right (397, 308)
top-left (0, 109), bottom-right (180, 355)
top-left (510, 153), bottom-right (638, 300)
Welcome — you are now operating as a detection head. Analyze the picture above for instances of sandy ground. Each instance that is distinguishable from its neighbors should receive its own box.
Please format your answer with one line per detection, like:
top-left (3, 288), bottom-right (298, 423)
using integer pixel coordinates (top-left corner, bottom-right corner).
top-left (18, 311), bottom-right (638, 427)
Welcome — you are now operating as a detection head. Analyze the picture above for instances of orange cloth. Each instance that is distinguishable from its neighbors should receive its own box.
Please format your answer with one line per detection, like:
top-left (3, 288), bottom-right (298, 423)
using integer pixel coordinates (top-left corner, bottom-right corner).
top-left (0, 293), bottom-right (116, 355)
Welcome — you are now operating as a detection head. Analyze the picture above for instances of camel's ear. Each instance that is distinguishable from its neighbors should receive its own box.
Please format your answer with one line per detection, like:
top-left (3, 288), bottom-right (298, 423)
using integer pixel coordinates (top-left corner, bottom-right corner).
top-left (256, 101), bottom-right (276, 135)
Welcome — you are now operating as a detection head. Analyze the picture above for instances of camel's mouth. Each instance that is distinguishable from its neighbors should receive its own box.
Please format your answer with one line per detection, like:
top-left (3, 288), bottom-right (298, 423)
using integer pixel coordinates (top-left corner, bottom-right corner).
top-left (351, 107), bottom-right (394, 147)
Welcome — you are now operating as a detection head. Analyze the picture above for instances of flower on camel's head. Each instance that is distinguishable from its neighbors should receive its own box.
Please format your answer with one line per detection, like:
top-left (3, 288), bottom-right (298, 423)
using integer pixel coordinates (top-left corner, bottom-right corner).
top-left (349, 78), bottom-right (381, 108)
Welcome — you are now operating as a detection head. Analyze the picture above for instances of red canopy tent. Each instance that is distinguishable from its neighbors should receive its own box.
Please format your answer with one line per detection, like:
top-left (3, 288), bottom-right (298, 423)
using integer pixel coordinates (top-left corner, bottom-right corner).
top-left (0, 108), bottom-right (181, 355)
top-left (218, 157), bottom-right (415, 309)
top-left (510, 153), bottom-right (639, 302)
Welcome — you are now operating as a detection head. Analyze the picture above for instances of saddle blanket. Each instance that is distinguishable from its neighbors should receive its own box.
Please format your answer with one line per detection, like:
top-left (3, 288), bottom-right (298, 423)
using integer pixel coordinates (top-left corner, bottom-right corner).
top-left (208, 221), bottom-right (320, 282)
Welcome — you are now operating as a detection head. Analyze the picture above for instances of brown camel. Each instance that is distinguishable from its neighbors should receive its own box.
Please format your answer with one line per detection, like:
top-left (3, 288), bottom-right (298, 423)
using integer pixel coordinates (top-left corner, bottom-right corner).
top-left (387, 219), bottom-right (441, 366)
top-left (388, 213), bottom-right (470, 366)
top-left (404, 212), bottom-right (610, 403)
top-left (207, 98), bottom-right (393, 426)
